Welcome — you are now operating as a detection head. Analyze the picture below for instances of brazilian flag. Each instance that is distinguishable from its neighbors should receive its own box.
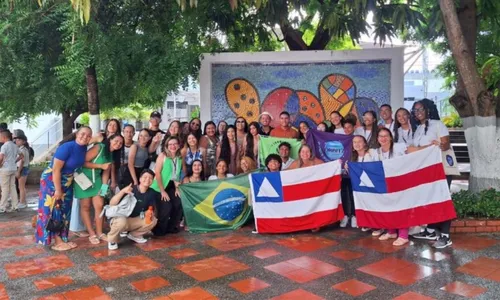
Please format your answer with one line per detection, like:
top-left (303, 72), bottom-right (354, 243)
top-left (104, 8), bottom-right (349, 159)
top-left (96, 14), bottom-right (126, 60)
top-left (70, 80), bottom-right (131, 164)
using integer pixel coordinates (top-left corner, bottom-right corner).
top-left (258, 136), bottom-right (302, 166)
top-left (179, 174), bottom-right (252, 233)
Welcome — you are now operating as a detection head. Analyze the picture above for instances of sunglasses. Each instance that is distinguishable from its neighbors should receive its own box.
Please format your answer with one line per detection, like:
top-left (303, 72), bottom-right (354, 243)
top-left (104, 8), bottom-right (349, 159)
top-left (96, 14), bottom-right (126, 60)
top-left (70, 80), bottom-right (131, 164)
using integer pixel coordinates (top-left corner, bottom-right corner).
top-left (191, 123), bottom-right (200, 127)
top-left (236, 120), bottom-right (245, 124)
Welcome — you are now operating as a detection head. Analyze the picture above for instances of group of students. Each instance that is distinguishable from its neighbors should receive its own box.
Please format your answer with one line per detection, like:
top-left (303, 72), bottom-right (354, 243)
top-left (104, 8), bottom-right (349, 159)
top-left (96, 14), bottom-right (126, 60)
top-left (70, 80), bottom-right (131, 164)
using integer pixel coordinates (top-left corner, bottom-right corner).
top-left (33, 99), bottom-right (454, 252)
top-left (0, 125), bottom-right (32, 214)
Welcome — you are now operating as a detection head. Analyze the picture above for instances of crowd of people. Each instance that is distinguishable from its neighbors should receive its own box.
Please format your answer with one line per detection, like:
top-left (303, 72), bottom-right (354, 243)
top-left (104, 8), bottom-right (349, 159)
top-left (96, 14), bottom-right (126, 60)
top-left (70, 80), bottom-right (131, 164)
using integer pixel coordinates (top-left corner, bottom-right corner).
top-left (0, 99), bottom-right (454, 251)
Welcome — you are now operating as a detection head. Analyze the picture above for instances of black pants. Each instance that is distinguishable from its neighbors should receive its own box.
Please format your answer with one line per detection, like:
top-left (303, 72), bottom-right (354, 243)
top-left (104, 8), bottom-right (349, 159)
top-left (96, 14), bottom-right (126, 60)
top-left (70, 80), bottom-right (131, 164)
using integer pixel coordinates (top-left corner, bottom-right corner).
top-left (341, 177), bottom-right (355, 217)
top-left (152, 181), bottom-right (182, 236)
top-left (428, 175), bottom-right (453, 234)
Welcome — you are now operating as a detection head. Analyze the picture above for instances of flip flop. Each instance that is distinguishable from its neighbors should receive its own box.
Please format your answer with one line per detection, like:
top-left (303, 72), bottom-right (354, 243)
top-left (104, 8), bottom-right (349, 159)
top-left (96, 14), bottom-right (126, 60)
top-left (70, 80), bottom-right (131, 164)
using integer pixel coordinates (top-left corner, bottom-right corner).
top-left (67, 242), bottom-right (78, 249)
top-left (51, 243), bottom-right (72, 251)
top-left (89, 235), bottom-right (100, 245)
top-left (72, 231), bottom-right (90, 238)
top-left (98, 234), bottom-right (108, 242)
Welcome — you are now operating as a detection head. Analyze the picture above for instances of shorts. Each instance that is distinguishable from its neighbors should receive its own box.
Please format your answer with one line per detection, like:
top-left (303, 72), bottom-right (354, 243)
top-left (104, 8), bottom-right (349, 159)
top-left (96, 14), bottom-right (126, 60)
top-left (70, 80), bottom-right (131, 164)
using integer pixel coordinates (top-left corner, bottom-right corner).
top-left (21, 167), bottom-right (30, 177)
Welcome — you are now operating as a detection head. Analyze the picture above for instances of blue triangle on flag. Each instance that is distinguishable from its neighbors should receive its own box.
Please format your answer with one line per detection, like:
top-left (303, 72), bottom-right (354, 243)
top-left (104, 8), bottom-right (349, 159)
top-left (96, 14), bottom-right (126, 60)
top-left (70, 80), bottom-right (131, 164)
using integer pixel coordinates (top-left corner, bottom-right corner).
top-left (348, 161), bottom-right (387, 194)
top-left (252, 172), bottom-right (283, 203)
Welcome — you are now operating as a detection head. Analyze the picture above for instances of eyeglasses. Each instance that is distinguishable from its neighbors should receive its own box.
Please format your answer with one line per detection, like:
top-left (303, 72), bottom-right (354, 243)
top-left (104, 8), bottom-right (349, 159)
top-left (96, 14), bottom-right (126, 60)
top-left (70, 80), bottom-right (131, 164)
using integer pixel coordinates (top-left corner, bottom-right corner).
top-left (413, 108), bottom-right (425, 113)
top-left (191, 123), bottom-right (200, 127)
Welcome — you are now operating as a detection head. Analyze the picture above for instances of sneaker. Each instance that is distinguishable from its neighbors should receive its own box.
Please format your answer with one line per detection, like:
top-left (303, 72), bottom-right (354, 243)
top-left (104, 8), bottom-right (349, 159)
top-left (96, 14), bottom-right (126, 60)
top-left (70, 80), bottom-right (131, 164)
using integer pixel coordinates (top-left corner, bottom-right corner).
top-left (372, 229), bottom-right (384, 237)
top-left (119, 232), bottom-right (128, 238)
top-left (0, 209), bottom-right (5, 213)
top-left (351, 216), bottom-right (358, 228)
top-left (433, 235), bottom-right (452, 249)
top-left (339, 216), bottom-right (349, 228)
top-left (412, 229), bottom-right (438, 240)
top-left (108, 242), bottom-right (118, 250)
top-left (127, 234), bottom-right (147, 244)
top-left (17, 203), bottom-right (27, 209)
top-left (361, 227), bottom-right (371, 232)
top-left (251, 227), bottom-right (258, 234)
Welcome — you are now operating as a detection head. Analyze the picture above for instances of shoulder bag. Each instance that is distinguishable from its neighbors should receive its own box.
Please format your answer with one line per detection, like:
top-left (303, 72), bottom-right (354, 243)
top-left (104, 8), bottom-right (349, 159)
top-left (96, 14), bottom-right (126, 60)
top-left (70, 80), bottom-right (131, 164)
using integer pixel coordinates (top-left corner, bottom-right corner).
top-left (74, 145), bottom-right (104, 190)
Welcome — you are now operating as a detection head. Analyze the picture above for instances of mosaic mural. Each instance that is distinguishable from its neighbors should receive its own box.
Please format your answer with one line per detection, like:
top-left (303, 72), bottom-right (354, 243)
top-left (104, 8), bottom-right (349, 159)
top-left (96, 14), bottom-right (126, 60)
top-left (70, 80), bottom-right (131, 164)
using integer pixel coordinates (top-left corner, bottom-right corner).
top-left (211, 60), bottom-right (391, 127)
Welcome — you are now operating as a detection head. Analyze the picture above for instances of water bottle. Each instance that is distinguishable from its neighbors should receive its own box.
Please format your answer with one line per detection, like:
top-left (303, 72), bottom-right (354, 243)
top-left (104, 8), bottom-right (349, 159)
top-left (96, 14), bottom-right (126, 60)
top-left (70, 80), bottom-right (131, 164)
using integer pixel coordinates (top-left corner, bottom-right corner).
top-left (145, 206), bottom-right (153, 225)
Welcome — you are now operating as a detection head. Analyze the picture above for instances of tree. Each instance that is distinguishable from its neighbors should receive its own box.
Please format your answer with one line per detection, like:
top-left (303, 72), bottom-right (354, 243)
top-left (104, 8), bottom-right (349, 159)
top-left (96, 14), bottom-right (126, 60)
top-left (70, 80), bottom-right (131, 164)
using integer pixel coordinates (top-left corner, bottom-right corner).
top-left (437, 0), bottom-right (500, 192)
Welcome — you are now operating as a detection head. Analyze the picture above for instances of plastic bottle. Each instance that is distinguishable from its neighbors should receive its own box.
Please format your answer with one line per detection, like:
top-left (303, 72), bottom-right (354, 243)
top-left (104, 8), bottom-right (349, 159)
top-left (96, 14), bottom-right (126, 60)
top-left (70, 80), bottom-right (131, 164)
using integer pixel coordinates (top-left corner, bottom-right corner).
top-left (145, 206), bottom-right (153, 225)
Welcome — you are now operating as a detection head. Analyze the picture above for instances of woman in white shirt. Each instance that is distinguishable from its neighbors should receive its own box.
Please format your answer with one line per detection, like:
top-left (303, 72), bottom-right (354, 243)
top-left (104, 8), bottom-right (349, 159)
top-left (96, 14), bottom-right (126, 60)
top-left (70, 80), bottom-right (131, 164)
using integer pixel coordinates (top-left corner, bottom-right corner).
top-left (329, 111), bottom-right (345, 134)
top-left (208, 160), bottom-right (234, 180)
top-left (369, 128), bottom-right (408, 246)
top-left (406, 100), bottom-right (453, 249)
top-left (354, 111), bottom-right (379, 149)
top-left (394, 108), bottom-right (413, 146)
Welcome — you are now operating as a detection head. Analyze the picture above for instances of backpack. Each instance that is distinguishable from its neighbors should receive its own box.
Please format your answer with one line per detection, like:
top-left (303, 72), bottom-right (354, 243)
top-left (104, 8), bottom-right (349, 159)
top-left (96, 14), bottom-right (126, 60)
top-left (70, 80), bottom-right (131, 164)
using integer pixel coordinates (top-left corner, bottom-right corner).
top-left (99, 193), bottom-right (137, 219)
top-left (28, 146), bottom-right (35, 162)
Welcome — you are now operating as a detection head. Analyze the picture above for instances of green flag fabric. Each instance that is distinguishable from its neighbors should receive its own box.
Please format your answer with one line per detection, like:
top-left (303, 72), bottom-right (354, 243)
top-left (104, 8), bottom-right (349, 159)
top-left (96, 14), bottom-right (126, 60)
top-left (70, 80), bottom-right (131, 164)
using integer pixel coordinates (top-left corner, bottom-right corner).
top-left (258, 136), bottom-right (302, 166)
top-left (179, 174), bottom-right (252, 233)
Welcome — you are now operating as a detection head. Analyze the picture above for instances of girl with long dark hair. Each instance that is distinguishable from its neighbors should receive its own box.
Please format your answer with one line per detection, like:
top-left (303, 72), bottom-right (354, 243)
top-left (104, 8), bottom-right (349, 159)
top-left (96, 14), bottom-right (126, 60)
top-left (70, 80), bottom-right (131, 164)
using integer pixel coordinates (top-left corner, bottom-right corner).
top-left (208, 160), bottom-right (234, 180)
top-left (242, 122), bottom-right (260, 163)
top-left (189, 118), bottom-right (203, 141)
top-left (355, 111), bottom-right (379, 149)
top-left (234, 117), bottom-right (248, 149)
top-left (181, 133), bottom-right (205, 176)
top-left (329, 111), bottom-right (345, 134)
top-left (217, 121), bottom-right (227, 138)
top-left (298, 121), bottom-right (310, 142)
top-left (216, 125), bottom-right (239, 175)
top-left (394, 108), bottom-right (413, 146)
top-left (182, 159), bottom-right (204, 183)
top-left (74, 133), bottom-right (124, 245)
top-left (199, 121), bottom-right (218, 179)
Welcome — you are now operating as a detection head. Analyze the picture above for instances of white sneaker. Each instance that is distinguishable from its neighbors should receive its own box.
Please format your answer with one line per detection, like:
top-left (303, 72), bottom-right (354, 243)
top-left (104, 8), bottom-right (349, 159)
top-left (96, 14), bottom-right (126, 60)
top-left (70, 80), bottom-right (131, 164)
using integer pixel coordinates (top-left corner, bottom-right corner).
top-left (361, 227), bottom-right (371, 232)
top-left (17, 203), bottom-right (27, 209)
top-left (339, 216), bottom-right (349, 228)
top-left (351, 216), bottom-right (358, 228)
top-left (127, 234), bottom-right (147, 244)
top-left (0, 209), bottom-right (5, 213)
top-left (119, 232), bottom-right (128, 237)
top-left (108, 242), bottom-right (118, 250)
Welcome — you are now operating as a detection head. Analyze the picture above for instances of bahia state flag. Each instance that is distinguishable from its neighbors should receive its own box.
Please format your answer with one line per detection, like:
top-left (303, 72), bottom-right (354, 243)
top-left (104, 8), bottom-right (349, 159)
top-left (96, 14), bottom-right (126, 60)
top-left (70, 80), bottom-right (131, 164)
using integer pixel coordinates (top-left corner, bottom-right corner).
top-left (347, 146), bottom-right (457, 229)
top-left (179, 175), bottom-right (252, 233)
top-left (250, 160), bottom-right (344, 233)
top-left (258, 136), bottom-right (302, 166)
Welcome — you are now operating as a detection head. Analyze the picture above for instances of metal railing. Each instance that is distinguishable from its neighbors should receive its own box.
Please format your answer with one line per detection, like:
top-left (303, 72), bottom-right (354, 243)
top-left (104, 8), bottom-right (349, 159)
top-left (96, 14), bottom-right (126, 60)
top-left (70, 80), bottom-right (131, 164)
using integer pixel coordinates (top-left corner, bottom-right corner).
top-left (30, 118), bottom-right (64, 161)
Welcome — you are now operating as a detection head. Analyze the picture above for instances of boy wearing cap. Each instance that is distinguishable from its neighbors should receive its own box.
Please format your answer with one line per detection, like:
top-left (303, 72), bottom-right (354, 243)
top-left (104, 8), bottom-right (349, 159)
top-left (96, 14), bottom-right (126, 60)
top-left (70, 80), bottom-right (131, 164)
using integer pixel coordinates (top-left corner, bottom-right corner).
top-left (258, 112), bottom-right (274, 136)
top-left (14, 133), bottom-right (30, 209)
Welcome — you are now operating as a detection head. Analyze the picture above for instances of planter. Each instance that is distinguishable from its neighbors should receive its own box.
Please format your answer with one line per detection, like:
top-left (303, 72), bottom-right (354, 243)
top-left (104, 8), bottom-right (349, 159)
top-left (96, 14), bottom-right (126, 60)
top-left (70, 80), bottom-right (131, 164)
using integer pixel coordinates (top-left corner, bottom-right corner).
top-left (27, 166), bottom-right (45, 186)
top-left (451, 219), bottom-right (500, 233)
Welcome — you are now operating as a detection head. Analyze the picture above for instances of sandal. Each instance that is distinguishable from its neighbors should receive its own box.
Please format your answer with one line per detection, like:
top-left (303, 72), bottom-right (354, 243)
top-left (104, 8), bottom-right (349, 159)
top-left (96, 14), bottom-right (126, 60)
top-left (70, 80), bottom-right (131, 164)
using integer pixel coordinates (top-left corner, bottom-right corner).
top-left (379, 233), bottom-right (398, 241)
top-left (89, 235), bottom-right (100, 245)
top-left (393, 237), bottom-right (409, 246)
top-left (72, 231), bottom-right (90, 238)
top-left (67, 242), bottom-right (78, 249)
top-left (98, 234), bottom-right (108, 242)
top-left (51, 243), bottom-right (72, 252)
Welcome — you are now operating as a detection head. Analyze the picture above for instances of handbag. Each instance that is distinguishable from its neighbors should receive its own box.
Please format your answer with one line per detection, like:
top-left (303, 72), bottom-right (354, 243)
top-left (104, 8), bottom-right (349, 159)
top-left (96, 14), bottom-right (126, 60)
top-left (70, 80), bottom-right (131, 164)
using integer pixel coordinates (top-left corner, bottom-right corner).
top-left (436, 123), bottom-right (461, 176)
top-left (74, 146), bottom-right (103, 190)
top-left (45, 199), bottom-right (64, 233)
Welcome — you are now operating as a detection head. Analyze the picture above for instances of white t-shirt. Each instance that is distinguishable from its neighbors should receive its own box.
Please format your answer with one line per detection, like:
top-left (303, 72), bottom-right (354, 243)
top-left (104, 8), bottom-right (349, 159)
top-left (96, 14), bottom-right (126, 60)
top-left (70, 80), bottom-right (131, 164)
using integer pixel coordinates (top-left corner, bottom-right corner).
top-left (354, 127), bottom-right (372, 141)
top-left (208, 174), bottom-right (234, 181)
top-left (383, 121), bottom-right (395, 136)
top-left (334, 128), bottom-right (345, 135)
top-left (396, 127), bottom-right (413, 146)
top-left (19, 146), bottom-right (30, 168)
top-left (281, 158), bottom-right (295, 170)
top-left (413, 120), bottom-right (449, 147)
top-left (0, 141), bottom-right (20, 172)
top-left (356, 152), bottom-right (375, 162)
top-left (369, 143), bottom-right (406, 161)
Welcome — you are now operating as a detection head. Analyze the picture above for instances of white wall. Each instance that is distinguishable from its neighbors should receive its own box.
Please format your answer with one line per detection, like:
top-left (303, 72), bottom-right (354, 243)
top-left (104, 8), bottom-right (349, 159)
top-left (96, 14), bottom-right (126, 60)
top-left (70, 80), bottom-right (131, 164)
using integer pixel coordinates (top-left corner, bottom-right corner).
top-left (199, 49), bottom-right (405, 122)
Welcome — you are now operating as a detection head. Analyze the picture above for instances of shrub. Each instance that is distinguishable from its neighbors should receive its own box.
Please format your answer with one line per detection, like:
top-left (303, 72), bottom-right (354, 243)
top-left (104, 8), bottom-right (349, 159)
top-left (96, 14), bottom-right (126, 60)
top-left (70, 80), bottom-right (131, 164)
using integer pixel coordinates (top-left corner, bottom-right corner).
top-left (442, 113), bottom-right (463, 128)
top-left (452, 189), bottom-right (500, 219)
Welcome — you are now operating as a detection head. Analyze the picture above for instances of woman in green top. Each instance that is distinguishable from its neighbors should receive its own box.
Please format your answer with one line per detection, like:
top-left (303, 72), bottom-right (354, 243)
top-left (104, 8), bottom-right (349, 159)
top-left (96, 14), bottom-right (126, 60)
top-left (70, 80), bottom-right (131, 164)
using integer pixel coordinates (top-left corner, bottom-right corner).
top-left (74, 134), bottom-right (124, 244)
top-left (151, 136), bottom-right (182, 236)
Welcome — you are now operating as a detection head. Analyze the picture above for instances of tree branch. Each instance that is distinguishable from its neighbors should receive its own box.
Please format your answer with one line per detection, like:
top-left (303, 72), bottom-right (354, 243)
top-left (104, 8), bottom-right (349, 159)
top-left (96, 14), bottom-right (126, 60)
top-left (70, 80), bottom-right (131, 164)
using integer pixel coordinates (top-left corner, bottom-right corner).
top-left (279, 23), bottom-right (308, 50)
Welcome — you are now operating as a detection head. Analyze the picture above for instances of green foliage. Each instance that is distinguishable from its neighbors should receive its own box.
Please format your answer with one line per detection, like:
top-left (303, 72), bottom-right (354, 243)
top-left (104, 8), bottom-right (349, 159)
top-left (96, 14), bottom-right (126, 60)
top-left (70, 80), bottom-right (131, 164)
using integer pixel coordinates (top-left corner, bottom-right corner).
top-left (191, 106), bottom-right (200, 119)
top-left (442, 113), bottom-right (463, 128)
top-left (79, 112), bottom-right (90, 125)
top-left (453, 189), bottom-right (500, 219)
top-left (481, 56), bottom-right (500, 96)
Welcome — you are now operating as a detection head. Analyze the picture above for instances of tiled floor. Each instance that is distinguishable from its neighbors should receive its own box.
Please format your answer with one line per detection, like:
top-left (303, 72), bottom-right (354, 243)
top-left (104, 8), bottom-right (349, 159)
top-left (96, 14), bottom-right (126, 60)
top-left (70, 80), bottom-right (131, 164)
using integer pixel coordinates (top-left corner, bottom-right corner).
top-left (1, 193), bottom-right (500, 299)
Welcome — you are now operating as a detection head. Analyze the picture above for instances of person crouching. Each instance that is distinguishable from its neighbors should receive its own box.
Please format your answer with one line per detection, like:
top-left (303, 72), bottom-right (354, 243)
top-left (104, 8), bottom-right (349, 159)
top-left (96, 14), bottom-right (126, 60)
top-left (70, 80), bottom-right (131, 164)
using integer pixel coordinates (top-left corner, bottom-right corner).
top-left (107, 169), bottom-right (159, 250)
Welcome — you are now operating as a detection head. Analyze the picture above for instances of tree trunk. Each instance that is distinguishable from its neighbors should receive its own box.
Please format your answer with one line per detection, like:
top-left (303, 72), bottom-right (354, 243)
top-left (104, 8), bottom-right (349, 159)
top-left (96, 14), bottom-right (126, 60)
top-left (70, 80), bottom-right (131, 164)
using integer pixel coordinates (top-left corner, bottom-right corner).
top-left (61, 105), bottom-right (86, 137)
top-left (440, 0), bottom-right (500, 192)
top-left (86, 65), bottom-right (101, 134)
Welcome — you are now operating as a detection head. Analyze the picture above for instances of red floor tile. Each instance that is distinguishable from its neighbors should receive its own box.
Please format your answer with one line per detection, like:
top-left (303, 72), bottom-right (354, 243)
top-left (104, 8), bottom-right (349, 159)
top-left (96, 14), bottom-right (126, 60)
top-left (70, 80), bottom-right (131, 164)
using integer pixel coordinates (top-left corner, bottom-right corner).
top-left (131, 276), bottom-right (170, 292)
top-left (265, 256), bottom-right (341, 283)
top-left (0, 228), bottom-right (28, 237)
top-left (177, 255), bottom-right (249, 281)
top-left (0, 220), bottom-right (31, 230)
top-left (168, 248), bottom-right (199, 259)
top-left (393, 291), bottom-right (435, 300)
top-left (164, 286), bottom-right (217, 300)
top-left (40, 286), bottom-right (111, 300)
top-left (418, 249), bottom-right (449, 262)
top-left (282, 269), bottom-right (322, 283)
top-left (351, 236), bottom-right (406, 253)
top-left (358, 257), bottom-right (439, 286)
top-left (205, 234), bottom-right (264, 251)
top-left (69, 237), bottom-right (105, 250)
top-left (251, 248), bottom-right (280, 259)
top-left (89, 255), bottom-right (161, 280)
top-left (89, 249), bottom-right (121, 258)
top-left (330, 229), bottom-right (356, 238)
top-left (271, 289), bottom-right (324, 300)
top-left (34, 275), bottom-right (73, 291)
top-left (275, 235), bottom-right (337, 252)
top-left (332, 279), bottom-right (376, 296)
top-left (229, 277), bottom-right (270, 294)
top-left (0, 283), bottom-right (7, 300)
top-left (330, 250), bottom-right (365, 261)
top-left (37, 295), bottom-right (66, 300)
top-left (457, 257), bottom-right (500, 280)
top-left (135, 236), bottom-right (188, 252)
top-left (452, 235), bottom-right (497, 251)
top-left (15, 246), bottom-right (45, 257)
top-left (5, 254), bottom-right (73, 279)
top-left (0, 235), bottom-right (33, 249)
top-left (440, 281), bottom-right (487, 298)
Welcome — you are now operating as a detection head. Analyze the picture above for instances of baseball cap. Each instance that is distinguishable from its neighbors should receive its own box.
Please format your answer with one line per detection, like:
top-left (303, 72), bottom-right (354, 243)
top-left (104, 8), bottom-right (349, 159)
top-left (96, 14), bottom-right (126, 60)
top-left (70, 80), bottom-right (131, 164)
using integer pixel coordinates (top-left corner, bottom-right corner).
top-left (259, 111), bottom-right (273, 120)
top-left (150, 111), bottom-right (162, 119)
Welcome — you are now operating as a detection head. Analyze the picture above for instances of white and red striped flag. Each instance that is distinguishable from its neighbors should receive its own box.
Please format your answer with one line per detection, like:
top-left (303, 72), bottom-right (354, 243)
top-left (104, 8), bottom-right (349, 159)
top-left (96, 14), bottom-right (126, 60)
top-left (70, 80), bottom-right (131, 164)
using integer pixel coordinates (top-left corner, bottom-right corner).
top-left (348, 146), bottom-right (456, 229)
top-left (250, 160), bottom-right (344, 233)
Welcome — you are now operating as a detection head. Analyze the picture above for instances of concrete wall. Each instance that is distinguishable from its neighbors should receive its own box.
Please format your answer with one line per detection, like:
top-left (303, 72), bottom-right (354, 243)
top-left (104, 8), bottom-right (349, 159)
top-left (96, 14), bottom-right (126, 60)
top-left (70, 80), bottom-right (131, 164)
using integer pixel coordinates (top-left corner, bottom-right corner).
top-left (200, 49), bottom-right (404, 127)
